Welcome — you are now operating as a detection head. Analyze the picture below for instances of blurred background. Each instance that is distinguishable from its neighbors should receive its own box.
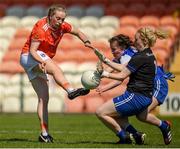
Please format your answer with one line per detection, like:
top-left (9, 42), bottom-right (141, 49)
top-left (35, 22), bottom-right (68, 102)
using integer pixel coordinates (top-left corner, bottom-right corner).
top-left (0, 0), bottom-right (179, 115)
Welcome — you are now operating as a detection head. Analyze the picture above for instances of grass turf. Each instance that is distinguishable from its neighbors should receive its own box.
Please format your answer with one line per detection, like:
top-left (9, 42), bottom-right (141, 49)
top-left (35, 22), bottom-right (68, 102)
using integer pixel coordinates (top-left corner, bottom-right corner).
top-left (0, 113), bottom-right (179, 148)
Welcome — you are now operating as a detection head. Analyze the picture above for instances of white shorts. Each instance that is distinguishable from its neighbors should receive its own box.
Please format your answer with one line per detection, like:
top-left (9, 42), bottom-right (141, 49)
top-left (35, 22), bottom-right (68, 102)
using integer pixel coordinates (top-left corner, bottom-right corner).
top-left (20, 50), bottom-right (50, 81)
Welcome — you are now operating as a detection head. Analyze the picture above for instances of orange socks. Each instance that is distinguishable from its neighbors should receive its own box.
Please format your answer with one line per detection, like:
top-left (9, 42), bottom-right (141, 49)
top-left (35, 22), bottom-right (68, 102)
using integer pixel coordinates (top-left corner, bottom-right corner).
top-left (62, 82), bottom-right (74, 93)
top-left (63, 82), bottom-right (71, 89)
top-left (41, 123), bottom-right (48, 133)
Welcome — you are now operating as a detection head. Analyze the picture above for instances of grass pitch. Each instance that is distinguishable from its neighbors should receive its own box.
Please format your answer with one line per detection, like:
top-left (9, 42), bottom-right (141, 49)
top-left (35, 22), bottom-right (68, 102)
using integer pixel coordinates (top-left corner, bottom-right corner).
top-left (0, 113), bottom-right (179, 148)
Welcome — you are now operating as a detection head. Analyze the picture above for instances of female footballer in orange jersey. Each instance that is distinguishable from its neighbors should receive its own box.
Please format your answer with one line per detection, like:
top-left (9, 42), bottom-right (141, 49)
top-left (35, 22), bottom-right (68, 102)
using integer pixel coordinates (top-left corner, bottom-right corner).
top-left (20, 4), bottom-right (91, 142)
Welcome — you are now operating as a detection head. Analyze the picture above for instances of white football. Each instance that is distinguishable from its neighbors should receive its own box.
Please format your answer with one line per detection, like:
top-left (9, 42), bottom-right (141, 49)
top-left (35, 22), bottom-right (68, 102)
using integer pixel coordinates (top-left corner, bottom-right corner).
top-left (81, 70), bottom-right (101, 89)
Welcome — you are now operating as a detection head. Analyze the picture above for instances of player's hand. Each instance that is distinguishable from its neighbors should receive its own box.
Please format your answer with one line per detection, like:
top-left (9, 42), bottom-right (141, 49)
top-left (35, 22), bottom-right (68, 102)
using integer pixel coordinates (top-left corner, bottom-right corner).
top-left (164, 72), bottom-right (175, 82)
top-left (85, 44), bottom-right (107, 62)
top-left (96, 61), bottom-right (103, 75)
top-left (96, 86), bottom-right (105, 95)
top-left (101, 71), bottom-right (110, 78)
top-left (84, 44), bottom-right (95, 50)
top-left (40, 61), bottom-right (47, 73)
top-left (94, 49), bottom-right (111, 64)
top-left (84, 40), bottom-right (92, 48)
top-left (85, 44), bottom-right (110, 64)
top-left (96, 61), bottom-right (110, 78)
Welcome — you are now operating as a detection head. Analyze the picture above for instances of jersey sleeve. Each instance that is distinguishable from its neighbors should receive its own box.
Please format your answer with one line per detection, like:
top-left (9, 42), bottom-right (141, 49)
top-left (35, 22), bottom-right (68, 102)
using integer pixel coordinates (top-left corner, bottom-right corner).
top-left (120, 55), bottom-right (131, 64)
top-left (61, 22), bottom-right (72, 33)
top-left (31, 24), bottom-right (45, 42)
top-left (127, 55), bottom-right (144, 73)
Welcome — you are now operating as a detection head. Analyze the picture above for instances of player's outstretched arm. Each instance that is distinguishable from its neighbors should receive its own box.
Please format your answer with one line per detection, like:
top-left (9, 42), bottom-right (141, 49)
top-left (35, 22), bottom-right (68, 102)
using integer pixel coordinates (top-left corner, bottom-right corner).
top-left (102, 66), bottom-right (131, 81)
top-left (70, 27), bottom-right (91, 47)
top-left (96, 80), bottom-right (122, 94)
top-left (87, 46), bottom-right (125, 72)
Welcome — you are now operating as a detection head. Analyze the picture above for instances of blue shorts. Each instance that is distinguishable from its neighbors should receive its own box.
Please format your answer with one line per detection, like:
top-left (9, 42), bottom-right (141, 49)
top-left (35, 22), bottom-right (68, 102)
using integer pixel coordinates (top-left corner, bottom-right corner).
top-left (153, 77), bottom-right (168, 105)
top-left (113, 91), bottom-right (152, 116)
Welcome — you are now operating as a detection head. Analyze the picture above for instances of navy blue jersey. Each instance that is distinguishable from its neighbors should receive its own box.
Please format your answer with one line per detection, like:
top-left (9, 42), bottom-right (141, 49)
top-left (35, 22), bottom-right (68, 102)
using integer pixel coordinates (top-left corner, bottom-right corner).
top-left (127, 48), bottom-right (156, 98)
top-left (112, 47), bottom-right (171, 101)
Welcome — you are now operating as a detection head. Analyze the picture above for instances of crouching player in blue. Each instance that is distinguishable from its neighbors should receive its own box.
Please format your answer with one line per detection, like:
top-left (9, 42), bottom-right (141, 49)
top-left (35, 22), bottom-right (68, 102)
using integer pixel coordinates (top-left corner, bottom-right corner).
top-left (93, 28), bottom-right (173, 145)
top-left (148, 65), bottom-right (174, 145)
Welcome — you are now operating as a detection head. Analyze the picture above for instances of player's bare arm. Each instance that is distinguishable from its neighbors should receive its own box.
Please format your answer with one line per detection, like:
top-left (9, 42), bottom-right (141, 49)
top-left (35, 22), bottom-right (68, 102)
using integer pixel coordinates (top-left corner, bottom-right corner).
top-left (96, 80), bottom-right (122, 94)
top-left (105, 60), bottom-right (125, 72)
top-left (29, 41), bottom-right (43, 63)
top-left (69, 27), bottom-right (91, 46)
top-left (30, 41), bottom-right (46, 73)
top-left (105, 65), bottom-right (114, 73)
top-left (102, 66), bottom-right (131, 81)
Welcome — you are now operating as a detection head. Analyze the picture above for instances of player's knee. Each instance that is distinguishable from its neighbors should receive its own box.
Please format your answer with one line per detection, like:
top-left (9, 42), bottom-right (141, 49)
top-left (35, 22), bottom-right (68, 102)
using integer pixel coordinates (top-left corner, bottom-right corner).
top-left (136, 115), bottom-right (146, 122)
top-left (95, 107), bottom-right (106, 118)
top-left (96, 107), bottom-right (102, 117)
top-left (38, 96), bottom-right (49, 104)
top-left (32, 65), bottom-right (43, 73)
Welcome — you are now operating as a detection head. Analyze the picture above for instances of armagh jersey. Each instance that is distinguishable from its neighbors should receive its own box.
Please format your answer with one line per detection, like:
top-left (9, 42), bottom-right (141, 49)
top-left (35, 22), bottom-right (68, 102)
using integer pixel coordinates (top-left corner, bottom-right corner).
top-left (127, 48), bottom-right (156, 98)
top-left (22, 17), bottom-right (72, 58)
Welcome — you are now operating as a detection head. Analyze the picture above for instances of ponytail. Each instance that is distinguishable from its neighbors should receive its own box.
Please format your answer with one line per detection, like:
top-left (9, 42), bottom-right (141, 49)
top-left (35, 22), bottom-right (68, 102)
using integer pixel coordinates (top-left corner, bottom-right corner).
top-left (154, 29), bottom-right (169, 39)
top-left (138, 27), bottom-right (169, 47)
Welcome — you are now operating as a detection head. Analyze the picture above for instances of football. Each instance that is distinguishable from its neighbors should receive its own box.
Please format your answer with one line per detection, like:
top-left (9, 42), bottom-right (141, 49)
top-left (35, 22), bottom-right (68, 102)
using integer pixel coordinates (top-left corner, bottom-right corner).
top-left (81, 70), bottom-right (101, 89)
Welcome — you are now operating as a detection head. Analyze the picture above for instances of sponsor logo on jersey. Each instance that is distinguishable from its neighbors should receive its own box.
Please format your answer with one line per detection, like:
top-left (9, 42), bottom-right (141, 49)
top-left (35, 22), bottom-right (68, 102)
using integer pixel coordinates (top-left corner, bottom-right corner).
top-left (34, 34), bottom-right (39, 39)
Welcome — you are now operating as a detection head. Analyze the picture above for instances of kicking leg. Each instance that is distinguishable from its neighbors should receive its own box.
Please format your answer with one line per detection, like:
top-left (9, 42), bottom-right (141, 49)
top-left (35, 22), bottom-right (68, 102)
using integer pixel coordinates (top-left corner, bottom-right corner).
top-left (35, 59), bottom-right (90, 100)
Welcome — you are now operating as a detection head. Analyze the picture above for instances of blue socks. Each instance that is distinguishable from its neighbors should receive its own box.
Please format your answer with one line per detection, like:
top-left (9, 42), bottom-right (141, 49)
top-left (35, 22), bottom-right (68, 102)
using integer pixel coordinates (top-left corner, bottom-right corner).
top-left (117, 130), bottom-right (126, 140)
top-left (159, 121), bottom-right (167, 131)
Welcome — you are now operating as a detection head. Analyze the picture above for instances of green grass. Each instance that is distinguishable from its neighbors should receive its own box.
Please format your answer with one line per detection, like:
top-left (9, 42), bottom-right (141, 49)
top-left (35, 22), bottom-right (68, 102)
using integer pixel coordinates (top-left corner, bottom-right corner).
top-left (0, 113), bottom-right (179, 148)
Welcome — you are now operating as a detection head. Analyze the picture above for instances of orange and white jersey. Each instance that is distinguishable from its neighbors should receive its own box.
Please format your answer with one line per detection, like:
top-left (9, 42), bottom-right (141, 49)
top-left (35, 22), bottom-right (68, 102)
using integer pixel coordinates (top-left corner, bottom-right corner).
top-left (22, 17), bottom-right (72, 58)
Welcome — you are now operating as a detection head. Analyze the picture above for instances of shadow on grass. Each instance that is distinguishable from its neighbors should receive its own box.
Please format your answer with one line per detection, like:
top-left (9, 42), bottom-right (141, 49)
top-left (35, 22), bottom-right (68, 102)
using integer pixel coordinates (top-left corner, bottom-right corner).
top-left (55, 140), bottom-right (121, 144)
top-left (0, 137), bottom-right (151, 146)
top-left (0, 138), bottom-right (36, 143)
top-left (0, 138), bottom-right (115, 144)
top-left (54, 140), bottom-right (149, 146)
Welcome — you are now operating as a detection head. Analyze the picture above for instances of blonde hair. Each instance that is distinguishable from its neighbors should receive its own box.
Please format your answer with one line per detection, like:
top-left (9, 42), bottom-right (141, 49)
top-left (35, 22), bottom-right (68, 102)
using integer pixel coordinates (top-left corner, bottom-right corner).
top-left (137, 27), bottom-right (169, 47)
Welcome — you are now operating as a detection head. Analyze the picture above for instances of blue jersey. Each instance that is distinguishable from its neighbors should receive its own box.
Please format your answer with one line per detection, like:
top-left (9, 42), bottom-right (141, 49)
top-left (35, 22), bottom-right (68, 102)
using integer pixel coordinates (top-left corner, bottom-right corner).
top-left (153, 66), bottom-right (169, 104)
top-left (112, 47), bottom-right (137, 64)
top-left (120, 47), bottom-right (137, 64)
